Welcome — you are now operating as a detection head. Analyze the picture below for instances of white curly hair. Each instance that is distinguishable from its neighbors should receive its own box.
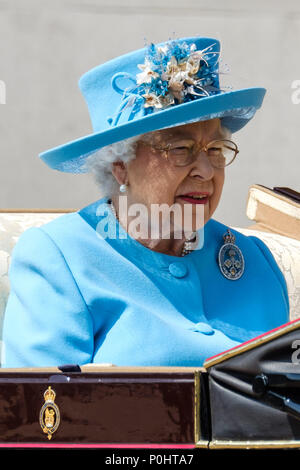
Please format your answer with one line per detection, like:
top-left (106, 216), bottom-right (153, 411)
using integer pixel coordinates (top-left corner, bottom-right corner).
top-left (83, 123), bottom-right (232, 198)
top-left (83, 134), bottom-right (142, 197)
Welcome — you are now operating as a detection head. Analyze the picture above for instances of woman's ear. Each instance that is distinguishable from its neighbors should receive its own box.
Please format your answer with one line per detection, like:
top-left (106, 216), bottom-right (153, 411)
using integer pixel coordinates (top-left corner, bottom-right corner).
top-left (111, 161), bottom-right (128, 185)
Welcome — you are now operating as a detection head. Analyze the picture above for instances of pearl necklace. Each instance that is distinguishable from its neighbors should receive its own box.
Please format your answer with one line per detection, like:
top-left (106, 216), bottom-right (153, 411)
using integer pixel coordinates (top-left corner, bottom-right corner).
top-left (109, 199), bottom-right (197, 257)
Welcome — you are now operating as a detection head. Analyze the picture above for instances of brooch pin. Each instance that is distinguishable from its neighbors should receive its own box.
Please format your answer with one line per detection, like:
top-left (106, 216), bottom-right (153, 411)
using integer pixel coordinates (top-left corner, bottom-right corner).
top-left (218, 229), bottom-right (245, 280)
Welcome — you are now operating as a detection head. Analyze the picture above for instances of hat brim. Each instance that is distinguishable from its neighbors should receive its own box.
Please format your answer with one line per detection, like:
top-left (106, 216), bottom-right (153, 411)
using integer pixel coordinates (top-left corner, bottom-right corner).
top-left (39, 87), bottom-right (266, 173)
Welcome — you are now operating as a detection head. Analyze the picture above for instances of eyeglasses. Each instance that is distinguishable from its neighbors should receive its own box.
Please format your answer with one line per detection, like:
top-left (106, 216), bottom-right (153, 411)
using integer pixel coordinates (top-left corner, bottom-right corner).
top-left (140, 138), bottom-right (239, 168)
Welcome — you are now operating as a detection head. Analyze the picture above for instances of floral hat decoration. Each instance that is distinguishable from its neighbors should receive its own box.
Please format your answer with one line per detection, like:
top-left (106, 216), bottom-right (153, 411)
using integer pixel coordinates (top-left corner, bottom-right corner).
top-left (39, 36), bottom-right (266, 173)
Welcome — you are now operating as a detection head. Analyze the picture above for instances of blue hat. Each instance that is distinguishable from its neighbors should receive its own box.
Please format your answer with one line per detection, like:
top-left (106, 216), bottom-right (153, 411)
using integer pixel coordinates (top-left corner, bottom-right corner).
top-left (39, 36), bottom-right (266, 173)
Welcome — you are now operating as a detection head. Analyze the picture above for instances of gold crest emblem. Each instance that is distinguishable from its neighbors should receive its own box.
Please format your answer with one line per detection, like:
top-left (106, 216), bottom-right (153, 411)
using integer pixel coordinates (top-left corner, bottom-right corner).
top-left (39, 386), bottom-right (60, 440)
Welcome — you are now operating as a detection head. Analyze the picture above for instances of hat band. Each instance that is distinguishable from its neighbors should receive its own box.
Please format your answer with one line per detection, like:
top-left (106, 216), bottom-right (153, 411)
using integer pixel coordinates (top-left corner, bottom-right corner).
top-left (107, 72), bottom-right (152, 127)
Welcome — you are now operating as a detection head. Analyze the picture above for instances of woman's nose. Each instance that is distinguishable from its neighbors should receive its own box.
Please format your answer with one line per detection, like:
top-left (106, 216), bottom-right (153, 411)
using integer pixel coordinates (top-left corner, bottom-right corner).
top-left (191, 150), bottom-right (215, 180)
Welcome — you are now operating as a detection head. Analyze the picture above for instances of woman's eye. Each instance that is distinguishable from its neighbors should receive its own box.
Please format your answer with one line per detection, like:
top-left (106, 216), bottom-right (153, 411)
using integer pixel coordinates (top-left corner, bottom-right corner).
top-left (208, 147), bottom-right (222, 155)
top-left (172, 146), bottom-right (191, 151)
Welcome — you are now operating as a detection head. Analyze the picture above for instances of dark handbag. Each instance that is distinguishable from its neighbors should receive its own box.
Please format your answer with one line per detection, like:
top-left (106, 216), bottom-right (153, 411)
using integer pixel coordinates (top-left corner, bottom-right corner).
top-left (204, 318), bottom-right (300, 449)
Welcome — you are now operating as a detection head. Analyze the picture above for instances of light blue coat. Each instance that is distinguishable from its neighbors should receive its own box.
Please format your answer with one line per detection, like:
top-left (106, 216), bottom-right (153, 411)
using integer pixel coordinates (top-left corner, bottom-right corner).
top-left (1, 197), bottom-right (289, 368)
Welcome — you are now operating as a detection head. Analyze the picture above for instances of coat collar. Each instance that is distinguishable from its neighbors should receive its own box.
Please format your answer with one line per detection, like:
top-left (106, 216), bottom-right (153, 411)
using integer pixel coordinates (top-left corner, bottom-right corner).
top-left (78, 195), bottom-right (221, 272)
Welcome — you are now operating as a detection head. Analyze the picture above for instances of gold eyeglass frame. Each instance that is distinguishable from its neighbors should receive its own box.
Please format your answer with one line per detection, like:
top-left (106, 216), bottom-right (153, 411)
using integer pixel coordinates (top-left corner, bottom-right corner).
top-left (139, 138), bottom-right (240, 168)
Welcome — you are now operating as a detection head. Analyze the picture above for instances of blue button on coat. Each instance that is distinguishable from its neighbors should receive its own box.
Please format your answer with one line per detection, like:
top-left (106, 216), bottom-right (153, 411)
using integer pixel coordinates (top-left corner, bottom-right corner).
top-left (1, 197), bottom-right (289, 368)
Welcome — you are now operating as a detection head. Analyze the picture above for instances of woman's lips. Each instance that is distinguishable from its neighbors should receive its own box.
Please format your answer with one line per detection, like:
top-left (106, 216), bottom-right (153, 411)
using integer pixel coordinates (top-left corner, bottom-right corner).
top-left (176, 192), bottom-right (210, 205)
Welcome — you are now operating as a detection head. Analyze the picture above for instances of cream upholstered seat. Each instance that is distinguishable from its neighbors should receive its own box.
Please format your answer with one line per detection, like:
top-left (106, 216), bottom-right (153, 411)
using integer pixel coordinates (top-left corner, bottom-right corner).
top-left (0, 207), bottom-right (299, 366)
top-left (231, 227), bottom-right (300, 322)
top-left (0, 209), bottom-right (74, 361)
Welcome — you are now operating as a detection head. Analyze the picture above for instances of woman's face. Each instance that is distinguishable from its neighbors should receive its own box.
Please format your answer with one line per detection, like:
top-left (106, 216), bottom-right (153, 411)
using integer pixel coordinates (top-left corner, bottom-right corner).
top-left (113, 118), bottom-right (227, 234)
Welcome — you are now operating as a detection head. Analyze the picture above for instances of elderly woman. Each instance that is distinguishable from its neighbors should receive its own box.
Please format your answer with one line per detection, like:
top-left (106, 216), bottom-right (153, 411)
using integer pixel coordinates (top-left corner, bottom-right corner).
top-left (2, 37), bottom-right (289, 368)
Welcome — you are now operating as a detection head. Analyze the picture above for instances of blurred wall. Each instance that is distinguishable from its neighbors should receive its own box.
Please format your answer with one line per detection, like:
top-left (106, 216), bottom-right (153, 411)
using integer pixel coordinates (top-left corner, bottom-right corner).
top-left (0, 0), bottom-right (299, 227)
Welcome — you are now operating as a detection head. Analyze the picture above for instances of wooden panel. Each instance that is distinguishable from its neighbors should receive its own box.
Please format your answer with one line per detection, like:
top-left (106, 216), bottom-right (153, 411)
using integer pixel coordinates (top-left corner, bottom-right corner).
top-left (0, 370), bottom-right (199, 444)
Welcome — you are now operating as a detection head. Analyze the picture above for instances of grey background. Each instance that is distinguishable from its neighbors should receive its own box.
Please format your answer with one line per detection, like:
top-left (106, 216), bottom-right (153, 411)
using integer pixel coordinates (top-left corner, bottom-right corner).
top-left (0, 0), bottom-right (299, 227)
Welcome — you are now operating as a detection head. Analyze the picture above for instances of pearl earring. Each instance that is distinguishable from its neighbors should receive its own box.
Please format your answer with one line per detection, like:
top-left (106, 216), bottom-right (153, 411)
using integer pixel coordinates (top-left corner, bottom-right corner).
top-left (120, 183), bottom-right (127, 193)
